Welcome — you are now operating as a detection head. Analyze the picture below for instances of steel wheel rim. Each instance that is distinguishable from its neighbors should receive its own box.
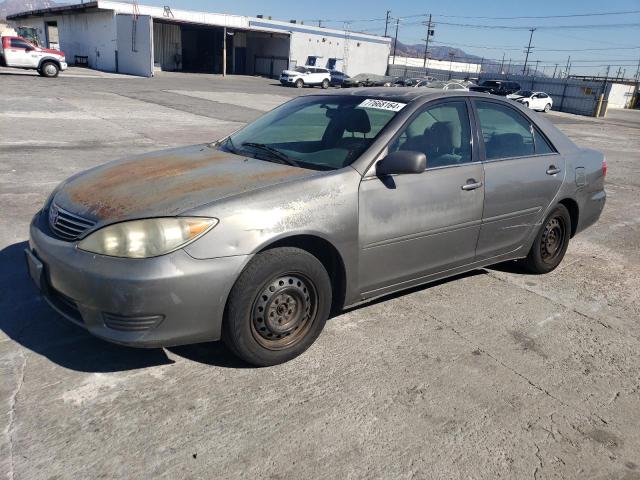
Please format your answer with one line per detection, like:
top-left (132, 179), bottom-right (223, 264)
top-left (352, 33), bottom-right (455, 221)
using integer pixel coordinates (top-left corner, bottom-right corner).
top-left (44, 64), bottom-right (56, 76)
top-left (250, 273), bottom-right (318, 350)
top-left (540, 216), bottom-right (566, 263)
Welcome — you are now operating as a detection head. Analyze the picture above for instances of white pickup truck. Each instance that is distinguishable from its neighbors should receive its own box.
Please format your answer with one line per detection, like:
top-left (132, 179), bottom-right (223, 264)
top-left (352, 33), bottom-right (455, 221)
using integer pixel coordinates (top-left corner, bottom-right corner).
top-left (280, 66), bottom-right (331, 89)
top-left (0, 35), bottom-right (67, 77)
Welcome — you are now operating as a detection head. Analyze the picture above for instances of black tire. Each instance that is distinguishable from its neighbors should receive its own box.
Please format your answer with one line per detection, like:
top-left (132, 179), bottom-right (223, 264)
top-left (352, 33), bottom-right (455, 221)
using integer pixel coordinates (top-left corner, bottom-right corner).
top-left (522, 204), bottom-right (571, 274)
top-left (223, 247), bottom-right (332, 366)
top-left (544, 103), bottom-right (551, 113)
top-left (36, 68), bottom-right (45, 77)
top-left (321, 79), bottom-right (329, 89)
top-left (522, 101), bottom-right (529, 108)
top-left (294, 79), bottom-right (304, 88)
top-left (40, 61), bottom-right (59, 78)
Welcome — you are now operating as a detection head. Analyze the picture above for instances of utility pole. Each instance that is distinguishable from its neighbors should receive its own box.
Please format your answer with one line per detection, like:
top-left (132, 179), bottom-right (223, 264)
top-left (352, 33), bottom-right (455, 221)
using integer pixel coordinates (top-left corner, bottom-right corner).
top-left (506, 58), bottom-right (512, 75)
top-left (616, 66), bottom-right (622, 80)
top-left (604, 64), bottom-right (611, 80)
top-left (318, 19), bottom-right (322, 27)
top-left (534, 59), bottom-right (540, 76)
top-left (552, 64), bottom-right (558, 78)
top-left (422, 14), bottom-right (432, 68)
top-left (500, 52), bottom-right (505, 74)
top-left (392, 17), bottom-right (400, 61)
top-left (384, 10), bottom-right (391, 37)
top-left (522, 28), bottom-right (535, 75)
top-left (565, 55), bottom-right (571, 78)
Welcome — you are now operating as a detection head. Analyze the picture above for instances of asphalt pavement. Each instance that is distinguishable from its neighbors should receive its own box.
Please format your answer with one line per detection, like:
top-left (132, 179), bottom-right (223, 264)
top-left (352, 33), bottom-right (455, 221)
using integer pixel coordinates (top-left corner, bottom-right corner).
top-left (1, 69), bottom-right (639, 479)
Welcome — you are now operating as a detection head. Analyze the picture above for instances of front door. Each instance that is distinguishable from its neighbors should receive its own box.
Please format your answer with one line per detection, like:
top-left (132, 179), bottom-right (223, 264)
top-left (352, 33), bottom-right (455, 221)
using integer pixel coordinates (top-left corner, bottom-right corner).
top-left (358, 99), bottom-right (484, 296)
top-left (4, 37), bottom-right (33, 67)
top-left (473, 99), bottom-right (566, 260)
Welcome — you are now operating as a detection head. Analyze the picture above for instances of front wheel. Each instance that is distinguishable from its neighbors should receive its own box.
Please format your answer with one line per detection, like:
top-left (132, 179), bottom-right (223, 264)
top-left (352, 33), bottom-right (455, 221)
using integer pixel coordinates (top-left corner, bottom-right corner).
top-left (294, 79), bottom-right (304, 88)
top-left (223, 247), bottom-right (332, 366)
top-left (321, 78), bottom-right (329, 89)
top-left (40, 61), bottom-right (59, 78)
top-left (521, 204), bottom-right (571, 274)
top-left (522, 101), bottom-right (529, 109)
top-left (544, 103), bottom-right (551, 113)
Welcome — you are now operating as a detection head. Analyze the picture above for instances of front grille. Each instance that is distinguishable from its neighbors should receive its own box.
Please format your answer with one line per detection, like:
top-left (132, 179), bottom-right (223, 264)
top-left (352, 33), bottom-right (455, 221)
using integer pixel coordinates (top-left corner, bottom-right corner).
top-left (48, 203), bottom-right (96, 241)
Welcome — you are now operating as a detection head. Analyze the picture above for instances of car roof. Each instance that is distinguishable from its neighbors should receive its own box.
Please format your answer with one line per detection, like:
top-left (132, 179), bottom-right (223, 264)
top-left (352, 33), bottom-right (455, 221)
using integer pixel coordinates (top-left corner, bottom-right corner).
top-left (309, 87), bottom-right (499, 104)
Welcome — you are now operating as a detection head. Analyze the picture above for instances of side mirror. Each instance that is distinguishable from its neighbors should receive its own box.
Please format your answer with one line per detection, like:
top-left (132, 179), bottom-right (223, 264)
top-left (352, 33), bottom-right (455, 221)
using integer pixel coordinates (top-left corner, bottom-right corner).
top-left (376, 150), bottom-right (426, 176)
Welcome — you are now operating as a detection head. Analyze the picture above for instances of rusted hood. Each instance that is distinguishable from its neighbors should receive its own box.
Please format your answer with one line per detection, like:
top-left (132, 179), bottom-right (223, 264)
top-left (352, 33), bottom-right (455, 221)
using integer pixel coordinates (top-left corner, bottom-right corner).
top-left (52, 144), bottom-right (318, 223)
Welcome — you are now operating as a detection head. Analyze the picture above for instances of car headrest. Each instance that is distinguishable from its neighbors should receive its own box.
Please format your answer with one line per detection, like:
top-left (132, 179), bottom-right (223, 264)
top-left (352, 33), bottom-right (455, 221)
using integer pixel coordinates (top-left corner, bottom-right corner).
top-left (429, 121), bottom-right (457, 151)
top-left (345, 109), bottom-right (371, 134)
top-left (489, 133), bottom-right (524, 157)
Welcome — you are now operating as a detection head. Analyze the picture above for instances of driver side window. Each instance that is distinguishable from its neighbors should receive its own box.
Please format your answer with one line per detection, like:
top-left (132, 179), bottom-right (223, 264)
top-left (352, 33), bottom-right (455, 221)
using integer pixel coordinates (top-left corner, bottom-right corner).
top-left (390, 101), bottom-right (472, 168)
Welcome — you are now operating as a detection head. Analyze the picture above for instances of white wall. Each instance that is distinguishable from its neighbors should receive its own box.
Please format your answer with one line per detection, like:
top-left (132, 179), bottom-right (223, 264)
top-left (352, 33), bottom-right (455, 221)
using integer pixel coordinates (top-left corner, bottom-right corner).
top-left (116, 14), bottom-right (153, 77)
top-left (289, 32), bottom-right (389, 76)
top-left (607, 83), bottom-right (636, 109)
top-left (389, 56), bottom-right (481, 74)
top-left (15, 11), bottom-right (118, 71)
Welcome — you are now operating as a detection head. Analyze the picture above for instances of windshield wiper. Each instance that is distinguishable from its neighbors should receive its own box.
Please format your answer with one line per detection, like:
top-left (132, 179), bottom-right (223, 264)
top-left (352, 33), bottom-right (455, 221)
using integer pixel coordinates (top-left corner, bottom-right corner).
top-left (241, 142), bottom-right (299, 167)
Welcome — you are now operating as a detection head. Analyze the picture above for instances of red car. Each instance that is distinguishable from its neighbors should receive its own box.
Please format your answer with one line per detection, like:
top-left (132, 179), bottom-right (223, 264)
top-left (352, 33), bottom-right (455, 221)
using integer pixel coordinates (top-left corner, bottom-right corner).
top-left (0, 35), bottom-right (67, 77)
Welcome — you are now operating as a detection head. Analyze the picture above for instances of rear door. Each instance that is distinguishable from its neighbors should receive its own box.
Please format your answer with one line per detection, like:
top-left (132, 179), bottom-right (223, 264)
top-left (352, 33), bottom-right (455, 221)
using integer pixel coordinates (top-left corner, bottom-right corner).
top-left (472, 99), bottom-right (565, 260)
top-left (358, 99), bottom-right (484, 295)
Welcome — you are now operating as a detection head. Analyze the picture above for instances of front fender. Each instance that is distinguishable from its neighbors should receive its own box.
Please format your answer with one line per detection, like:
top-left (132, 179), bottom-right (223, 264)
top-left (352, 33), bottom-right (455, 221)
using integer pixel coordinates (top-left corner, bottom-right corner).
top-left (183, 167), bottom-right (362, 298)
top-left (37, 56), bottom-right (61, 69)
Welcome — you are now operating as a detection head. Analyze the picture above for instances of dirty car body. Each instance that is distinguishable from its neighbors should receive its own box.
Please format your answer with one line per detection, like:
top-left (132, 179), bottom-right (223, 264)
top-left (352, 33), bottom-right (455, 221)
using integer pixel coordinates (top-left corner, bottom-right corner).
top-left (26, 89), bottom-right (606, 365)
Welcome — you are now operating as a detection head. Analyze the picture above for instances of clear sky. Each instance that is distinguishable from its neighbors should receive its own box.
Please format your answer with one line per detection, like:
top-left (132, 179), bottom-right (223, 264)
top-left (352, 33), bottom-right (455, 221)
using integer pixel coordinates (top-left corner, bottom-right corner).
top-left (138, 0), bottom-right (640, 76)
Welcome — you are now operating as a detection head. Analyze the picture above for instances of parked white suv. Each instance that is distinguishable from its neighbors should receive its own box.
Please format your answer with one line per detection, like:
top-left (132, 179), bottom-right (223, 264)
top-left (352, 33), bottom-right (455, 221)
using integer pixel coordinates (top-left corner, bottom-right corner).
top-left (280, 66), bottom-right (331, 89)
top-left (507, 90), bottom-right (553, 112)
top-left (0, 35), bottom-right (67, 77)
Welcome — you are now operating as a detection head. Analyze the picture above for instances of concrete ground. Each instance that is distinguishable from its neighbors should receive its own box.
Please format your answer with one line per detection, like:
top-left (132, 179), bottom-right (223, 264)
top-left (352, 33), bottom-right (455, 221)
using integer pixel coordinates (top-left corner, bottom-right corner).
top-left (1, 69), bottom-right (639, 480)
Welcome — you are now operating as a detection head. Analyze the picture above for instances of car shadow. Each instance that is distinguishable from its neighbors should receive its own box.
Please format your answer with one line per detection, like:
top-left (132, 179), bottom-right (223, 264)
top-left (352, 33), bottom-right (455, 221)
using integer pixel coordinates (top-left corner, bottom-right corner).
top-left (0, 241), bottom-right (247, 371)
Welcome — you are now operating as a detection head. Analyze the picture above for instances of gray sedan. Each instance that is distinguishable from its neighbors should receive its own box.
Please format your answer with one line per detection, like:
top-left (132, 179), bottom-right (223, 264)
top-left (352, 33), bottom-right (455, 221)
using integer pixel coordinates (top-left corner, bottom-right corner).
top-left (26, 89), bottom-right (606, 366)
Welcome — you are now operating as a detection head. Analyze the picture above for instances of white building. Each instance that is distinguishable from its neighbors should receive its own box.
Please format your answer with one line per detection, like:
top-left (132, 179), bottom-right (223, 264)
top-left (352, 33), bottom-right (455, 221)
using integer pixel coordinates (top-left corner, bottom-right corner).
top-left (389, 56), bottom-right (481, 75)
top-left (8, 1), bottom-right (391, 77)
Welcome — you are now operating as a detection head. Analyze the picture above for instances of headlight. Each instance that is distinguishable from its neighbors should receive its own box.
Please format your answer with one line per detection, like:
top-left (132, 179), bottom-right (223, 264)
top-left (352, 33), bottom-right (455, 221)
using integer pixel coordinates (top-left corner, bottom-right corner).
top-left (78, 217), bottom-right (218, 258)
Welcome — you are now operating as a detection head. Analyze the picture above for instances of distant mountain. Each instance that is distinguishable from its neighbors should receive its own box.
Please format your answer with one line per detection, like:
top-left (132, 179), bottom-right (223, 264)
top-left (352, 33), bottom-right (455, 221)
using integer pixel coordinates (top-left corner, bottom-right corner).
top-left (0, 0), bottom-right (63, 19)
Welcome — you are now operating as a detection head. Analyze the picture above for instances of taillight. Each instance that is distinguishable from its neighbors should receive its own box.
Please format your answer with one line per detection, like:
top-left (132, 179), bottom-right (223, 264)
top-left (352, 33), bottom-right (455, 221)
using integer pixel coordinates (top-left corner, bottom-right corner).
top-left (602, 159), bottom-right (607, 177)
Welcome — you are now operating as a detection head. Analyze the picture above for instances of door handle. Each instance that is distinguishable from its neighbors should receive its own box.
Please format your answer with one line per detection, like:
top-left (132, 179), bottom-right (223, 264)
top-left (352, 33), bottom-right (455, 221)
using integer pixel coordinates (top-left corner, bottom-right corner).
top-left (546, 165), bottom-right (561, 175)
top-left (461, 179), bottom-right (483, 191)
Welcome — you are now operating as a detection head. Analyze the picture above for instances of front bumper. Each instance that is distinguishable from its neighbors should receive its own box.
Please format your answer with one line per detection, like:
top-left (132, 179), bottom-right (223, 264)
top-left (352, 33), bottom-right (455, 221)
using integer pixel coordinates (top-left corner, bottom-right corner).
top-left (60, 61), bottom-right (68, 71)
top-left (27, 211), bottom-right (249, 347)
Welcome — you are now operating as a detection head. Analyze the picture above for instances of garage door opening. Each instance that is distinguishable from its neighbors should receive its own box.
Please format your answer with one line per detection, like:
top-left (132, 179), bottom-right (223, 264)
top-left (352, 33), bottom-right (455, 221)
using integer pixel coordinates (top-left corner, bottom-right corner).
top-left (153, 20), bottom-right (290, 76)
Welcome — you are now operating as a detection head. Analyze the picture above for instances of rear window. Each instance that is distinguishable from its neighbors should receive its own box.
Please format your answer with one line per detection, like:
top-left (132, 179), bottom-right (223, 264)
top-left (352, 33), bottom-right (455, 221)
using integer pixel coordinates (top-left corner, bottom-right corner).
top-left (475, 101), bottom-right (535, 160)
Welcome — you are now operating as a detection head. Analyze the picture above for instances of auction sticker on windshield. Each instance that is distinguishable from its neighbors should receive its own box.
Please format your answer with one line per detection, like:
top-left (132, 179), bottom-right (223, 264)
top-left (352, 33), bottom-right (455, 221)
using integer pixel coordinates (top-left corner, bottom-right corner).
top-left (358, 99), bottom-right (406, 112)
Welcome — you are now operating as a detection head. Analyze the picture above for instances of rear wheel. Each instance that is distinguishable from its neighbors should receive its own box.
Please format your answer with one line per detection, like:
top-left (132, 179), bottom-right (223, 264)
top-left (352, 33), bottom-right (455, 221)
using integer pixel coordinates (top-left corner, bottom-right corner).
top-left (321, 78), bottom-right (329, 89)
top-left (544, 103), bottom-right (551, 113)
top-left (40, 61), bottom-right (59, 78)
top-left (223, 247), bottom-right (332, 366)
top-left (294, 79), bottom-right (304, 88)
top-left (522, 204), bottom-right (571, 274)
top-left (522, 101), bottom-right (529, 108)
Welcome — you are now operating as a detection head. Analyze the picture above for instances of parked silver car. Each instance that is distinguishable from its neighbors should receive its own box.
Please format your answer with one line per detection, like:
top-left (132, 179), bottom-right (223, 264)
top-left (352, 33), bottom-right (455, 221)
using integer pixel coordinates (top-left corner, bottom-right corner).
top-left (26, 89), bottom-right (606, 366)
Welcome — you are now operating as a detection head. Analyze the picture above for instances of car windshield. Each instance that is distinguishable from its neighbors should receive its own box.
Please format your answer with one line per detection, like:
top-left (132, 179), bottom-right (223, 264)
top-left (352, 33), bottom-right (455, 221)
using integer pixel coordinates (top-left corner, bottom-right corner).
top-left (220, 96), bottom-right (405, 170)
top-left (514, 90), bottom-right (533, 97)
top-left (294, 66), bottom-right (308, 73)
top-left (426, 81), bottom-right (447, 89)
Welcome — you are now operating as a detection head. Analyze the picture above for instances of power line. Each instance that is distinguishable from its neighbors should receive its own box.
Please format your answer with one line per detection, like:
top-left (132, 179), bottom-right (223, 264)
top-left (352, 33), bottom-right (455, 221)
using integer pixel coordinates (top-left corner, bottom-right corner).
top-left (430, 10), bottom-right (640, 20)
top-left (300, 9), bottom-right (640, 25)
top-left (425, 20), bottom-right (640, 30)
